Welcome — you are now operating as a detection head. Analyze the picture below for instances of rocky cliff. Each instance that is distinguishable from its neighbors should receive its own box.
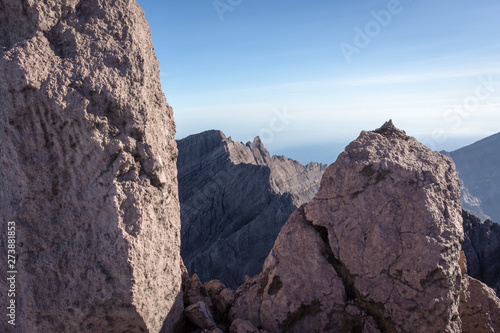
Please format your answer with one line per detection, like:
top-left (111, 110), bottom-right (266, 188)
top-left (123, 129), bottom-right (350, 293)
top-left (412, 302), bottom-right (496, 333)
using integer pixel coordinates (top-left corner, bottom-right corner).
top-left (177, 130), bottom-right (327, 289)
top-left (448, 132), bottom-right (500, 222)
top-left (182, 121), bottom-right (500, 332)
top-left (462, 210), bottom-right (500, 297)
top-left (0, 1), bottom-right (182, 332)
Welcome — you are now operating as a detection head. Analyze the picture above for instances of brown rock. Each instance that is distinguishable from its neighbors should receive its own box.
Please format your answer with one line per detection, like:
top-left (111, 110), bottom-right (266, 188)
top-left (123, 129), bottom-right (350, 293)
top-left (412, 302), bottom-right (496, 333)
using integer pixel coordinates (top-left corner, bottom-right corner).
top-left (183, 274), bottom-right (213, 308)
top-left (229, 121), bottom-right (464, 332)
top-left (305, 120), bottom-right (464, 332)
top-left (459, 250), bottom-right (468, 275)
top-left (229, 208), bottom-right (378, 332)
top-left (204, 280), bottom-right (226, 299)
top-left (230, 319), bottom-right (260, 333)
top-left (460, 276), bottom-right (500, 333)
top-left (185, 301), bottom-right (216, 329)
top-left (214, 288), bottom-right (235, 315)
top-left (0, 0), bottom-right (181, 332)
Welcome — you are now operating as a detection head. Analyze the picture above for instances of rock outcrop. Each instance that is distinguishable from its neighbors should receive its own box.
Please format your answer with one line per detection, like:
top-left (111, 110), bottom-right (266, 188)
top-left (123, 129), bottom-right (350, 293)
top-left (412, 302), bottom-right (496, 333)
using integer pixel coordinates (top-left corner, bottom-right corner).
top-left (462, 210), bottom-right (500, 297)
top-left (181, 121), bottom-right (500, 332)
top-left (0, 1), bottom-right (182, 332)
top-left (177, 130), bottom-right (327, 289)
top-left (448, 132), bottom-right (500, 222)
top-left (228, 120), bottom-right (465, 332)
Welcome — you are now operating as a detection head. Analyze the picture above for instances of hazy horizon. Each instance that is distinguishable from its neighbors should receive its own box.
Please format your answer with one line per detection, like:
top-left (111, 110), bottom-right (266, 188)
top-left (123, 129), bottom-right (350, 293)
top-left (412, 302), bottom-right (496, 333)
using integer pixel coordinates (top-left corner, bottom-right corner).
top-left (176, 126), bottom-right (496, 165)
top-left (137, 0), bottom-right (500, 165)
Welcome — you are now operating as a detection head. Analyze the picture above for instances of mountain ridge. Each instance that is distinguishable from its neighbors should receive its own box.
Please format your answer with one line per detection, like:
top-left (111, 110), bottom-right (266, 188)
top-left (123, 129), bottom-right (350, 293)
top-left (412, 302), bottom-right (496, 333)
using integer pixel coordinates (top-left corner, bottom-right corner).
top-left (177, 129), bottom-right (327, 289)
top-left (447, 131), bottom-right (500, 222)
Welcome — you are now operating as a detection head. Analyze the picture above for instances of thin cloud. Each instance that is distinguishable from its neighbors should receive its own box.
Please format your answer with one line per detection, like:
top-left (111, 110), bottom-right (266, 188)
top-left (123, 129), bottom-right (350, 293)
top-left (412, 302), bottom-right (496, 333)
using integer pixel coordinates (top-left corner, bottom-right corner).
top-left (174, 66), bottom-right (500, 100)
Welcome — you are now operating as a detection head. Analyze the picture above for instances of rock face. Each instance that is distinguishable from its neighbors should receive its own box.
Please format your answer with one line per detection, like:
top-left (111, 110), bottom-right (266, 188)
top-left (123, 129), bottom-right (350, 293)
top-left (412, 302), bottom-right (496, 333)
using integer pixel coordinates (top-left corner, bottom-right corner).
top-left (227, 121), bottom-right (466, 332)
top-left (459, 275), bottom-right (500, 333)
top-left (448, 132), bottom-right (500, 222)
top-left (180, 122), bottom-right (500, 332)
top-left (177, 130), bottom-right (327, 289)
top-left (0, 1), bottom-right (182, 332)
top-left (462, 210), bottom-right (500, 296)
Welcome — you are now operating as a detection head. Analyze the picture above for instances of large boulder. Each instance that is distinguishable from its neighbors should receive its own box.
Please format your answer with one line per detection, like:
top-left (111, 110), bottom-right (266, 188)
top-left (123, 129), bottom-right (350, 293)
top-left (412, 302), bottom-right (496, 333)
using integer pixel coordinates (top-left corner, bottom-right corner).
top-left (178, 130), bottom-right (327, 288)
top-left (229, 121), bottom-right (465, 332)
top-left (0, 0), bottom-right (182, 332)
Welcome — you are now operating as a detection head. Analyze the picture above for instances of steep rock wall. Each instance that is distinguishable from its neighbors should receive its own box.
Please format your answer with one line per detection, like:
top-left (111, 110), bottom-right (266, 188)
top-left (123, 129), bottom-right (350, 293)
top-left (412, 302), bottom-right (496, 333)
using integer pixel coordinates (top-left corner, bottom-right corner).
top-left (0, 1), bottom-right (182, 332)
top-left (178, 130), bottom-right (327, 289)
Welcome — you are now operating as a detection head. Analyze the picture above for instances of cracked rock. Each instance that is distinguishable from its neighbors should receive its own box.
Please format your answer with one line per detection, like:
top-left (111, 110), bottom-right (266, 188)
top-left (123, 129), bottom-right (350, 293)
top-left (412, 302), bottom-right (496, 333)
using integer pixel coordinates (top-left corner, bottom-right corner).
top-left (228, 121), bottom-right (467, 332)
top-left (0, 0), bottom-right (182, 332)
top-left (185, 301), bottom-right (216, 330)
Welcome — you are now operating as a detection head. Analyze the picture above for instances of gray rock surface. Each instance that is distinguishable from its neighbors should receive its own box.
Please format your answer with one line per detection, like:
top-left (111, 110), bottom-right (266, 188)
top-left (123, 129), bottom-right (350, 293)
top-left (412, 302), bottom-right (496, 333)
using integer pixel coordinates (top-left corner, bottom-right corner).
top-left (177, 130), bottom-right (327, 288)
top-left (229, 121), bottom-right (465, 332)
top-left (448, 132), bottom-right (500, 222)
top-left (0, 1), bottom-right (182, 332)
top-left (462, 210), bottom-right (500, 296)
top-left (460, 275), bottom-right (500, 333)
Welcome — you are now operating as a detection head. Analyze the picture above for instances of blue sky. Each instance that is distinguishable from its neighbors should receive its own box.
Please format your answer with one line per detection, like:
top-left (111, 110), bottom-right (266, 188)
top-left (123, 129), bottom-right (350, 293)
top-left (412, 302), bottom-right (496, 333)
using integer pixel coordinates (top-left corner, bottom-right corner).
top-left (137, 0), bottom-right (500, 164)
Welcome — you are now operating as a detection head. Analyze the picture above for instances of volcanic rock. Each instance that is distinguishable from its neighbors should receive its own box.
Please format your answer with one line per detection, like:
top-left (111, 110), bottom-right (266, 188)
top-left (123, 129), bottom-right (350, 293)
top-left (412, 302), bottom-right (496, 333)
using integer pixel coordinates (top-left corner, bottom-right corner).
top-left (0, 0), bottom-right (182, 332)
top-left (229, 120), bottom-right (465, 332)
top-left (185, 301), bottom-right (216, 330)
top-left (177, 130), bottom-right (327, 288)
top-left (229, 319), bottom-right (260, 333)
top-left (460, 275), bottom-right (500, 332)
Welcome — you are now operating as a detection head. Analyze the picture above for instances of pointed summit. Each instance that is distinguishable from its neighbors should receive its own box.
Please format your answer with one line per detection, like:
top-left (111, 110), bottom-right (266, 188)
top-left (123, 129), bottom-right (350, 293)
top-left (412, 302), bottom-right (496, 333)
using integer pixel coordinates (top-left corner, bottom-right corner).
top-left (374, 119), bottom-right (408, 139)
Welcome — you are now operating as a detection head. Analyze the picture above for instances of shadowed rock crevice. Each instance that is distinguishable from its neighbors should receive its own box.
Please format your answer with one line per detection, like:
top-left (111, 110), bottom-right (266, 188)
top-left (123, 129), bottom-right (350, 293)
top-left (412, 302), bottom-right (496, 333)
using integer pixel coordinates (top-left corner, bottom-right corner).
top-left (279, 300), bottom-right (322, 331)
top-left (310, 218), bottom-right (398, 333)
top-left (267, 275), bottom-right (283, 296)
top-left (310, 222), bottom-right (356, 301)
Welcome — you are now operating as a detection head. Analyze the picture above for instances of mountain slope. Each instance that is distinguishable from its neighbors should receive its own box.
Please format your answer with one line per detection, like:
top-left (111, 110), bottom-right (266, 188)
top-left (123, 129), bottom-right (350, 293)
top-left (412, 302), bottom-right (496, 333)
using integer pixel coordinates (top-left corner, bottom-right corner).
top-left (462, 210), bottom-right (500, 296)
top-left (177, 130), bottom-right (327, 288)
top-left (449, 132), bottom-right (500, 222)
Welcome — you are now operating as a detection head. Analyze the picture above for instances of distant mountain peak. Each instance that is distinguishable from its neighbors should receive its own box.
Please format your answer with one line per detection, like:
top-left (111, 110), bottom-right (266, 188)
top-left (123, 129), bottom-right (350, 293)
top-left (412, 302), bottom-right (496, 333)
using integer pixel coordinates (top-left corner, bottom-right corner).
top-left (177, 129), bottom-right (327, 288)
